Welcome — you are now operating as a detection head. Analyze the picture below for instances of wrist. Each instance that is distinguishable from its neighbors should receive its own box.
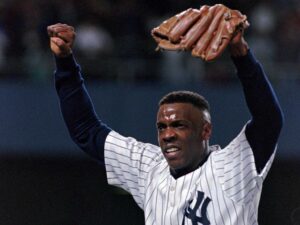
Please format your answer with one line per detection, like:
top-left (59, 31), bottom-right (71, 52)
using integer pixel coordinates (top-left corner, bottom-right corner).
top-left (231, 49), bottom-right (259, 77)
top-left (55, 49), bottom-right (73, 58)
top-left (55, 53), bottom-right (78, 71)
top-left (229, 38), bottom-right (249, 57)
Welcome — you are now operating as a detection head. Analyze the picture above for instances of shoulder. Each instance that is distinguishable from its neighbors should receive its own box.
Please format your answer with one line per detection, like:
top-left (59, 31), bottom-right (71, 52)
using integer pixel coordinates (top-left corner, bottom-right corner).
top-left (215, 124), bottom-right (249, 152)
top-left (105, 130), bottom-right (163, 167)
top-left (105, 130), bottom-right (161, 153)
top-left (209, 125), bottom-right (252, 173)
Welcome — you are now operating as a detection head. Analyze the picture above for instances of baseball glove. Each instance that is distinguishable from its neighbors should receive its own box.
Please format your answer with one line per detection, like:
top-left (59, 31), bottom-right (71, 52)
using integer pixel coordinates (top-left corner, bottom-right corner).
top-left (151, 4), bottom-right (249, 62)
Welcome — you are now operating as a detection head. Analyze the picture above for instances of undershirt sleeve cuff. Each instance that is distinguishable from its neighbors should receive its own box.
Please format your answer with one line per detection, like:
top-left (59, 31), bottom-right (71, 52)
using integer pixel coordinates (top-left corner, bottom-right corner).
top-left (55, 54), bottom-right (79, 72)
top-left (231, 49), bottom-right (259, 77)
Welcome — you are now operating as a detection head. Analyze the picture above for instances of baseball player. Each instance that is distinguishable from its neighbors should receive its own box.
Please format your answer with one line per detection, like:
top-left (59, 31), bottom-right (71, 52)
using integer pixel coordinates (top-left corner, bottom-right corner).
top-left (47, 5), bottom-right (283, 225)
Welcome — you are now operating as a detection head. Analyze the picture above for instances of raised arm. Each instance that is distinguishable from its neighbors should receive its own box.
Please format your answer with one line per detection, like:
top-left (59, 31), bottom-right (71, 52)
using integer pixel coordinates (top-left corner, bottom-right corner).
top-left (229, 33), bottom-right (284, 173)
top-left (47, 23), bottom-right (111, 164)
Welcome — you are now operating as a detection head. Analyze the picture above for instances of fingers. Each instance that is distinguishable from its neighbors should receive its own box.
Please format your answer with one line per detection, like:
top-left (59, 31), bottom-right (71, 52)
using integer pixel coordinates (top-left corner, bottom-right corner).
top-left (49, 36), bottom-right (72, 57)
top-left (230, 29), bottom-right (243, 45)
top-left (47, 23), bottom-right (74, 35)
top-left (205, 19), bottom-right (231, 61)
top-left (168, 8), bottom-right (201, 43)
top-left (50, 37), bottom-right (67, 50)
top-left (181, 5), bottom-right (213, 50)
top-left (47, 23), bottom-right (75, 57)
top-left (47, 23), bottom-right (75, 43)
top-left (192, 4), bottom-right (227, 59)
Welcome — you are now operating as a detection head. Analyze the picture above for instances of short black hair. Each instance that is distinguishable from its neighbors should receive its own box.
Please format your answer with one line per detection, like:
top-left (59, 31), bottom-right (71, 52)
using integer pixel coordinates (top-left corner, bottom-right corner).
top-left (159, 90), bottom-right (210, 112)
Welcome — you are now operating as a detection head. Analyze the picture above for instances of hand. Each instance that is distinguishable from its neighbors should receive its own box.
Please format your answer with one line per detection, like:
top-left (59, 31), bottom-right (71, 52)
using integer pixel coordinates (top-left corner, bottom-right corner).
top-left (47, 23), bottom-right (76, 58)
top-left (229, 28), bottom-right (249, 57)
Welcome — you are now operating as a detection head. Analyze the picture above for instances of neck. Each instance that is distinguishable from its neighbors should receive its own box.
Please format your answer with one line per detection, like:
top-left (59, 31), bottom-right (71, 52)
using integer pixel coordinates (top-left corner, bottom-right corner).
top-left (171, 147), bottom-right (211, 179)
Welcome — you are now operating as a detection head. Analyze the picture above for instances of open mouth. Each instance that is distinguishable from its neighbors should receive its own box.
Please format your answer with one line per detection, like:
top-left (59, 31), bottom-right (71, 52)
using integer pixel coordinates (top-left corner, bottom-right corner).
top-left (165, 147), bottom-right (180, 153)
top-left (164, 146), bottom-right (181, 159)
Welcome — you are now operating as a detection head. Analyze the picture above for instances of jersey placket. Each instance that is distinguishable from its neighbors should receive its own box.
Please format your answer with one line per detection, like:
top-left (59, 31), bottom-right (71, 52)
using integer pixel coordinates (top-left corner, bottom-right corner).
top-left (162, 177), bottom-right (177, 224)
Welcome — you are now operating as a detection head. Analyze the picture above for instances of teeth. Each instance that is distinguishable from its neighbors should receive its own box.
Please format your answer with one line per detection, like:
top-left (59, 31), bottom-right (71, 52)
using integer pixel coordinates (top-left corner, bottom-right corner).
top-left (166, 147), bottom-right (179, 153)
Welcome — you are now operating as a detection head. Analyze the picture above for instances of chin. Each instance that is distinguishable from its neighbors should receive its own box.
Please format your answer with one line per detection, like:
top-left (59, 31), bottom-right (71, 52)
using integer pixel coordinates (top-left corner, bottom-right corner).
top-left (168, 161), bottom-right (185, 171)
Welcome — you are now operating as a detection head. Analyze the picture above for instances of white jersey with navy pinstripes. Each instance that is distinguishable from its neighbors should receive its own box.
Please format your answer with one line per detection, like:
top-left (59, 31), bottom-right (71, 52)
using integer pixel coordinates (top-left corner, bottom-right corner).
top-left (104, 125), bottom-right (276, 225)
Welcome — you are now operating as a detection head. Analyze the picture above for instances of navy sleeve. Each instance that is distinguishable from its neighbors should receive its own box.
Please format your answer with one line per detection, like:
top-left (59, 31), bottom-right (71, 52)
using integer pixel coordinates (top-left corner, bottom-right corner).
top-left (232, 50), bottom-right (284, 173)
top-left (54, 54), bottom-right (112, 166)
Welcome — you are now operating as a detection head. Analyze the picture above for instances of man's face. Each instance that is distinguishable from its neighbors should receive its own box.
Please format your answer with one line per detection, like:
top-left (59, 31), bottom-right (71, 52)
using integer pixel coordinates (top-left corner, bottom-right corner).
top-left (156, 103), bottom-right (211, 171)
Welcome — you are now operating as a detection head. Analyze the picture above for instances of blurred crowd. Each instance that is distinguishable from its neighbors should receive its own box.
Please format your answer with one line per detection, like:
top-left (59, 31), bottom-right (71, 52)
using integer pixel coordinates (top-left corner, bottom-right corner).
top-left (0, 0), bottom-right (299, 82)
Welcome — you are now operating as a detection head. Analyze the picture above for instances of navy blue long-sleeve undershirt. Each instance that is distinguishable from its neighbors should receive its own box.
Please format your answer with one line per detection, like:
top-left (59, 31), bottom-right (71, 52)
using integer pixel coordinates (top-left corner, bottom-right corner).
top-left (54, 50), bottom-right (283, 173)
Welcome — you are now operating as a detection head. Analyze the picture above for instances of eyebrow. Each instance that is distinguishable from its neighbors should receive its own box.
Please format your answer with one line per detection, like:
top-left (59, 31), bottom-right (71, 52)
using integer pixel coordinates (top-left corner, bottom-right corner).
top-left (156, 119), bottom-right (189, 126)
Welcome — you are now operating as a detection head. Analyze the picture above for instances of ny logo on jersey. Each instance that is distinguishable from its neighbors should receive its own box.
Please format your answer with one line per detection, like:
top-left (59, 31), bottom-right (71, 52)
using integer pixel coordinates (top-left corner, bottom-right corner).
top-left (182, 191), bottom-right (211, 225)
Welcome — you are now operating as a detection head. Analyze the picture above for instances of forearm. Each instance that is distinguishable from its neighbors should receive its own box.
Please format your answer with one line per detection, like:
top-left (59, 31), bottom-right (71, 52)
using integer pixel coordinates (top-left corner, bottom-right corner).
top-left (232, 50), bottom-right (284, 172)
top-left (54, 55), bottom-right (111, 163)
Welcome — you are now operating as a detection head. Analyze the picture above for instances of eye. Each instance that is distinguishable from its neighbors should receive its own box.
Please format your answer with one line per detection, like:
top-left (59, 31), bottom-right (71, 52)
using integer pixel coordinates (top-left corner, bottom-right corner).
top-left (173, 121), bottom-right (187, 129)
top-left (156, 123), bottom-right (166, 132)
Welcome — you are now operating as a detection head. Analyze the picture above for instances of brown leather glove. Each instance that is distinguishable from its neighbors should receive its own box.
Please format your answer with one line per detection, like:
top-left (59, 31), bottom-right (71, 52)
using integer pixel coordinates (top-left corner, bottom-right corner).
top-left (151, 4), bottom-right (249, 62)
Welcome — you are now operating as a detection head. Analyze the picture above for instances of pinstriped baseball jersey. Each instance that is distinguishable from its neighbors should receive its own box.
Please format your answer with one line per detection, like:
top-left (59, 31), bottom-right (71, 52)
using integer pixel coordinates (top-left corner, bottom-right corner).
top-left (105, 125), bottom-right (276, 225)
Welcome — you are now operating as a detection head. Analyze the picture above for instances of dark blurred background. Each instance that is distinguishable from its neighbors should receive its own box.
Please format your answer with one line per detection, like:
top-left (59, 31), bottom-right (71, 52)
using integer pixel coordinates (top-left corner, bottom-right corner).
top-left (0, 0), bottom-right (299, 224)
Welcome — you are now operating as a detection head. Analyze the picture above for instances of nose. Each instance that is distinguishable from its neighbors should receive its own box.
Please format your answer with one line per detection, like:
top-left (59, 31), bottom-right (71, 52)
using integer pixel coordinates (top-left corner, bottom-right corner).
top-left (161, 128), bottom-right (176, 143)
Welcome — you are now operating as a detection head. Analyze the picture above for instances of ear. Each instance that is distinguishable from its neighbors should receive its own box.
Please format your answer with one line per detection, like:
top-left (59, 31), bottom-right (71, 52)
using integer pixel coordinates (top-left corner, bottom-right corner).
top-left (202, 122), bottom-right (212, 140)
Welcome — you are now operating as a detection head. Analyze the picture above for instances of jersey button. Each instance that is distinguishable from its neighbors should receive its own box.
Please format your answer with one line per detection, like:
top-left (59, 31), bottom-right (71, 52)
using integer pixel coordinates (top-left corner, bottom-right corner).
top-left (170, 185), bottom-right (175, 191)
top-left (170, 201), bottom-right (175, 207)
